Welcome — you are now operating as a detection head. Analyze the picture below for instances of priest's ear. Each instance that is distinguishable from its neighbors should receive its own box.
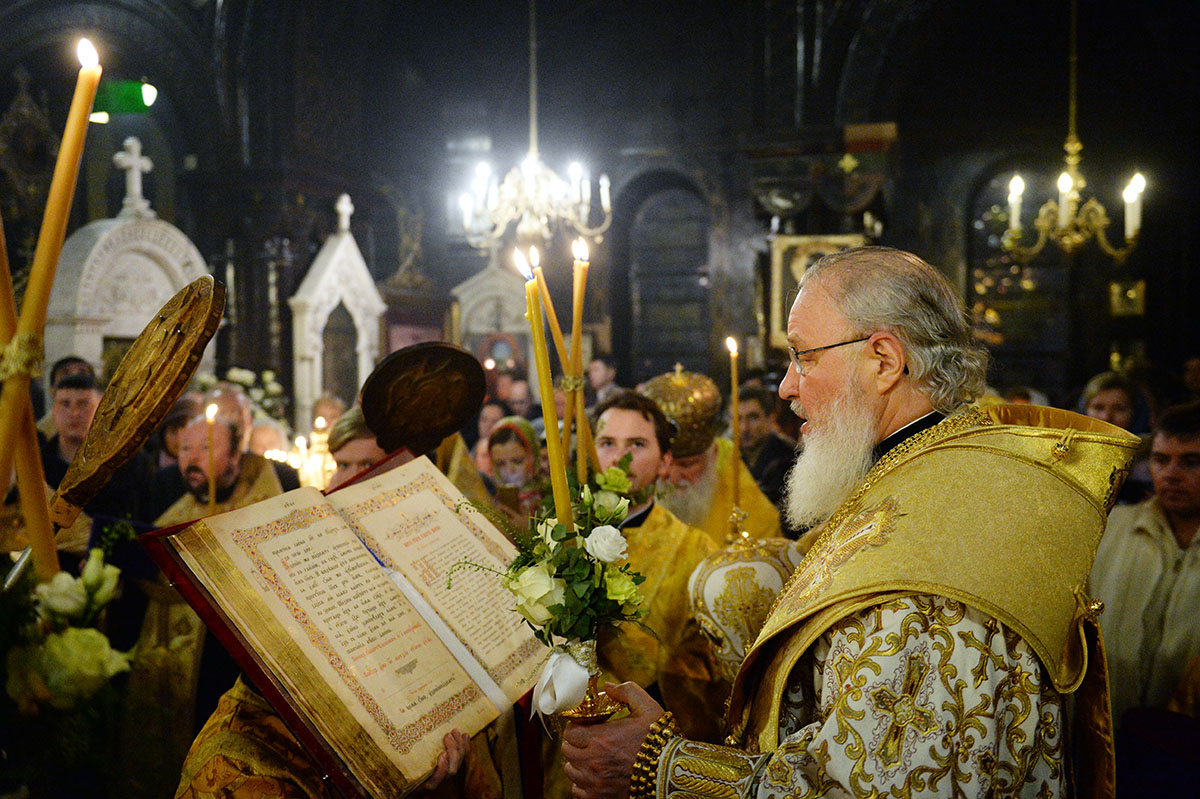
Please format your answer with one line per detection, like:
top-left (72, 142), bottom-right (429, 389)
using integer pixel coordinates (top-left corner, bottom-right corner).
top-left (656, 450), bottom-right (674, 482)
top-left (864, 331), bottom-right (907, 392)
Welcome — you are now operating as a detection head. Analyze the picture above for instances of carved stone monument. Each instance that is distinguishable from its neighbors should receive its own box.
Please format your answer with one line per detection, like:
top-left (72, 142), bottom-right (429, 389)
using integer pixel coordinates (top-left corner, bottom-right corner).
top-left (45, 136), bottom-right (211, 380)
top-left (288, 193), bottom-right (385, 428)
top-left (449, 248), bottom-right (531, 397)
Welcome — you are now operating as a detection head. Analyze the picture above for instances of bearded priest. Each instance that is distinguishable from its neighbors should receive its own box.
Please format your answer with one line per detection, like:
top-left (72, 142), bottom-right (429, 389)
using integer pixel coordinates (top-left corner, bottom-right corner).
top-left (562, 246), bottom-right (1139, 799)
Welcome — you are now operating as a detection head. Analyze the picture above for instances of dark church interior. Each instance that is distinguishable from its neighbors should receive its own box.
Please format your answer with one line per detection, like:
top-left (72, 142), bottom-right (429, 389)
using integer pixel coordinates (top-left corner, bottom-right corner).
top-left (2, 0), bottom-right (1196, 410)
top-left (4, 3), bottom-right (1200, 798)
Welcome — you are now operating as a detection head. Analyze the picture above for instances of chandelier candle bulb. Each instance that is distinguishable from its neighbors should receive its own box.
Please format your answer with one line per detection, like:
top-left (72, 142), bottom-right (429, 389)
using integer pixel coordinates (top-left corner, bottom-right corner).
top-left (1007, 175), bottom-right (1024, 232)
top-left (726, 336), bottom-right (741, 509)
top-left (515, 250), bottom-right (573, 528)
top-left (1123, 174), bottom-right (1144, 240)
top-left (599, 175), bottom-right (611, 212)
top-left (205, 403), bottom-right (218, 513)
top-left (1057, 173), bottom-right (1073, 229)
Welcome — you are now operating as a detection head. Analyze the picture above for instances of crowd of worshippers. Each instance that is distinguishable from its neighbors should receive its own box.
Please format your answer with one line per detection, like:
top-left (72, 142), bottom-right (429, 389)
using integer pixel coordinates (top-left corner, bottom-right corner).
top-left (6, 343), bottom-right (1200, 798)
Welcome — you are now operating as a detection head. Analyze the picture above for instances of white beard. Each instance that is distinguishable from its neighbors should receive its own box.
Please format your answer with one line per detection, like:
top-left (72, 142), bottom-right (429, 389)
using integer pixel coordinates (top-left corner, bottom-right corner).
top-left (783, 381), bottom-right (878, 531)
top-left (657, 451), bottom-right (720, 528)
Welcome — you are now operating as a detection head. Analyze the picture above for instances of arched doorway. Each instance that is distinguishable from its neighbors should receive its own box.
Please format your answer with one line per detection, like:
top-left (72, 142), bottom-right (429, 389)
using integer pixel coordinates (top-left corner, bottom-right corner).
top-left (611, 173), bottom-right (712, 384)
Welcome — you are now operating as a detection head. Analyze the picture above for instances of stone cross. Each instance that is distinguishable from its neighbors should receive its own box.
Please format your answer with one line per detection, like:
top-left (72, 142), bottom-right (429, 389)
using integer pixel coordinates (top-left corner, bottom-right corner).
top-left (113, 136), bottom-right (154, 218)
top-left (336, 193), bottom-right (354, 232)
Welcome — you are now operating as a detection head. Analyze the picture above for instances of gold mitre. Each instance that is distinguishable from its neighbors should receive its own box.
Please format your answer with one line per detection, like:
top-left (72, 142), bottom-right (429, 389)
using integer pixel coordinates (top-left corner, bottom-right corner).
top-left (688, 537), bottom-right (806, 682)
top-left (641, 364), bottom-right (721, 457)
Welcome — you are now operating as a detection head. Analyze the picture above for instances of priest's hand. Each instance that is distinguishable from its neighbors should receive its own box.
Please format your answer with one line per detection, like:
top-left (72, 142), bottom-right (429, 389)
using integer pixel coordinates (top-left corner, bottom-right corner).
top-left (561, 681), bottom-right (665, 799)
top-left (421, 729), bottom-right (469, 792)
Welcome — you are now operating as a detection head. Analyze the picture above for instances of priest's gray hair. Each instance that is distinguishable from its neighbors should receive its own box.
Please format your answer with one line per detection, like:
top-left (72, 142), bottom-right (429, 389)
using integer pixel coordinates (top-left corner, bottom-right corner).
top-left (800, 246), bottom-right (988, 413)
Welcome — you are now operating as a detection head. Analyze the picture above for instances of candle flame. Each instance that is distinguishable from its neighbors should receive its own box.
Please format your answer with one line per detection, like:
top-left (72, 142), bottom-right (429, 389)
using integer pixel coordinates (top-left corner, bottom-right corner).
top-left (725, 336), bottom-right (738, 356)
top-left (314, 416), bottom-right (326, 430)
top-left (205, 403), bottom-right (218, 421)
top-left (1127, 172), bottom-right (1146, 195)
top-left (1008, 174), bottom-right (1024, 197)
top-left (297, 436), bottom-right (307, 449)
top-left (512, 249), bottom-right (533, 280)
top-left (77, 39), bottom-right (99, 69)
top-left (529, 246), bottom-right (540, 268)
top-left (572, 238), bottom-right (589, 262)
top-left (1057, 172), bottom-right (1073, 194)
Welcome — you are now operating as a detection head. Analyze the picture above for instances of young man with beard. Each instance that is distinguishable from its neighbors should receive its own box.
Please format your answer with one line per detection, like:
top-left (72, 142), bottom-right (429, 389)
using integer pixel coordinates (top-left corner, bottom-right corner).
top-left (642, 368), bottom-right (781, 545)
top-left (561, 246), bottom-right (1139, 799)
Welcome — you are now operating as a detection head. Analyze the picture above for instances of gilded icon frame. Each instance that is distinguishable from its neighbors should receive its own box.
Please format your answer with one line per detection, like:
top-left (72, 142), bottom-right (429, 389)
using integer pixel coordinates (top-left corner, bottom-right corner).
top-left (769, 234), bottom-right (866, 348)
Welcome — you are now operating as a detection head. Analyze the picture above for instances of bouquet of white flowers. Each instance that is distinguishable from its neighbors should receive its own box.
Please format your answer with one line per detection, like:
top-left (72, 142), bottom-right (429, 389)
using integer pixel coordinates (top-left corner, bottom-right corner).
top-left (1, 549), bottom-right (131, 794)
top-left (469, 456), bottom-right (649, 718)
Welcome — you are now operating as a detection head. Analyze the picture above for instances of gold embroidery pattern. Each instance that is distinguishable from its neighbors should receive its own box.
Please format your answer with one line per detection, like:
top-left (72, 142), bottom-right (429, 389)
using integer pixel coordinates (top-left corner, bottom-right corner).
top-left (789, 496), bottom-right (900, 608)
top-left (671, 595), bottom-right (1065, 798)
top-left (759, 410), bottom-right (992, 641)
top-left (661, 738), bottom-right (760, 799)
top-left (871, 652), bottom-right (938, 767)
top-left (711, 566), bottom-right (776, 652)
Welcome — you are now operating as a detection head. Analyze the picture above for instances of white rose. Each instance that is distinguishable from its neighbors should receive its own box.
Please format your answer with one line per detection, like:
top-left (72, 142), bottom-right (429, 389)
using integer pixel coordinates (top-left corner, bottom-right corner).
top-left (35, 572), bottom-right (87, 618)
top-left (40, 628), bottom-right (130, 709)
top-left (592, 491), bottom-right (630, 524)
top-left (80, 548), bottom-right (105, 592)
top-left (536, 519), bottom-right (559, 550)
top-left (506, 564), bottom-right (566, 626)
top-left (584, 525), bottom-right (627, 563)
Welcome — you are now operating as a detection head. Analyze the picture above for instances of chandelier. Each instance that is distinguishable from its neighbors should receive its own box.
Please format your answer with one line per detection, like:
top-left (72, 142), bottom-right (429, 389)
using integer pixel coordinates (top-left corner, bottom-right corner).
top-left (459, 0), bottom-right (612, 248)
top-left (1003, 0), bottom-right (1144, 265)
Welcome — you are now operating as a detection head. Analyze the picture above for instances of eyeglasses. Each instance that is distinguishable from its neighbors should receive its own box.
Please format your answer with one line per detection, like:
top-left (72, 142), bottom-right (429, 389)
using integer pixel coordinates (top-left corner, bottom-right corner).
top-left (787, 336), bottom-right (870, 376)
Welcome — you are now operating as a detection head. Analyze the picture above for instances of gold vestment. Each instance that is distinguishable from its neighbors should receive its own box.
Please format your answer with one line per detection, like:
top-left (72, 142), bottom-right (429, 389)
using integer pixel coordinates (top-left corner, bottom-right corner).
top-left (697, 438), bottom-right (781, 546)
top-left (119, 454), bottom-right (285, 799)
top-left (601, 502), bottom-right (727, 740)
top-left (659, 406), bottom-right (1139, 799)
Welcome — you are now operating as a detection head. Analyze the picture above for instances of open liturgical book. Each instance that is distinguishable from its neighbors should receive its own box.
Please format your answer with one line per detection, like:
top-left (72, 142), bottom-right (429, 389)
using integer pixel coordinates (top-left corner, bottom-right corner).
top-left (144, 456), bottom-right (543, 798)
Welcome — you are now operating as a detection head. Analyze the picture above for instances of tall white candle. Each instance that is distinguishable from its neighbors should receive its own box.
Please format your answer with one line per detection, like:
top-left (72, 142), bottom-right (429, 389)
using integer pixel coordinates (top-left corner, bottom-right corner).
top-left (1123, 173), bottom-right (1145, 241)
top-left (1007, 175), bottom-right (1024, 233)
top-left (1057, 172), bottom-right (1073, 229)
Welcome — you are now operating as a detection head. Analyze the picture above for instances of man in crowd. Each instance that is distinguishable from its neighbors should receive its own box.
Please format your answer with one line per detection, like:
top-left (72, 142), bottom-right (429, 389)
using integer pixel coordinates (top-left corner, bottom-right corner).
top-left (36, 354), bottom-right (96, 437)
top-left (120, 410), bottom-right (290, 798)
top-left (507, 378), bottom-right (536, 419)
top-left (642, 368), bottom-right (781, 544)
top-left (40, 372), bottom-right (152, 553)
top-left (1090, 401), bottom-right (1200, 728)
top-left (588, 355), bottom-right (623, 407)
top-left (736, 384), bottom-right (796, 511)
top-left (562, 246), bottom-right (1136, 798)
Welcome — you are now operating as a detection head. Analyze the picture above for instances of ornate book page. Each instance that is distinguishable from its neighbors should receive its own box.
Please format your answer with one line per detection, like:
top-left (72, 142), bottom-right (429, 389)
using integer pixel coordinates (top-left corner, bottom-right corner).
top-left (169, 487), bottom-right (496, 796)
top-left (330, 457), bottom-right (543, 703)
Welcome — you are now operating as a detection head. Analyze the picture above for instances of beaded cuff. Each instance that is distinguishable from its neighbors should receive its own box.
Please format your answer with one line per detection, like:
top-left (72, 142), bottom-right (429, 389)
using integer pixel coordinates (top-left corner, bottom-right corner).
top-left (629, 711), bottom-right (679, 799)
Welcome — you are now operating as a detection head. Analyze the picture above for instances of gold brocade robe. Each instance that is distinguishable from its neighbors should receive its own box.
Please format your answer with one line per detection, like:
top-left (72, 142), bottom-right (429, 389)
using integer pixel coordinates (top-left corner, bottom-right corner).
top-left (435, 432), bottom-right (492, 509)
top-left (698, 438), bottom-right (781, 547)
top-left (119, 454), bottom-right (285, 799)
top-left (176, 677), bottom-right (503, 799)
top-left (601, 502), bottom-right (727, 740)
top-left (652, 406), bottom-right (1139, 799)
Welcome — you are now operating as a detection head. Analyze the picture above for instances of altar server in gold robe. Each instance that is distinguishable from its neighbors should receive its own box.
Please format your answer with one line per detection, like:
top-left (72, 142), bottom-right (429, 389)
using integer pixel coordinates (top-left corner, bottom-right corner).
top-left (592, 391), bottom-right (726, 741)
top-left (562, 246), bottom-right (1139, 799)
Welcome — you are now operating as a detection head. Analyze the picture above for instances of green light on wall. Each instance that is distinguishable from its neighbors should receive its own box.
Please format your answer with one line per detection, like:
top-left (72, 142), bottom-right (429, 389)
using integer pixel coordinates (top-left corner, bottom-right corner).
top-left (93, 79), bottom-right (157, 115)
